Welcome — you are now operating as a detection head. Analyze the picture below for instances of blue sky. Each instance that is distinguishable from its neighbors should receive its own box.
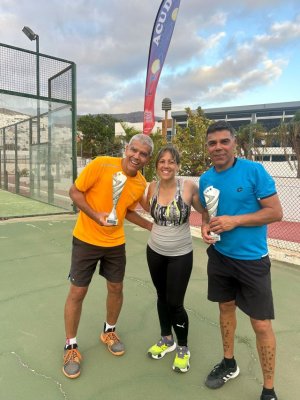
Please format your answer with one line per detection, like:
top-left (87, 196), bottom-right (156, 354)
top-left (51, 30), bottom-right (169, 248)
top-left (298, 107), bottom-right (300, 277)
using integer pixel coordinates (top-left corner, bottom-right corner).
top-left (0, 0), bottom-right (299, 117)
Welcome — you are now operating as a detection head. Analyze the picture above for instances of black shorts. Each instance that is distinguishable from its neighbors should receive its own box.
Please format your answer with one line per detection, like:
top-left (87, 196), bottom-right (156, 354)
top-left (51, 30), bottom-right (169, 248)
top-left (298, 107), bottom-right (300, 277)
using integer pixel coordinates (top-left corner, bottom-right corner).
top-left (206, 245), bottom-right (274, 320)
top-left (68, 237), bottom-right (126, 287)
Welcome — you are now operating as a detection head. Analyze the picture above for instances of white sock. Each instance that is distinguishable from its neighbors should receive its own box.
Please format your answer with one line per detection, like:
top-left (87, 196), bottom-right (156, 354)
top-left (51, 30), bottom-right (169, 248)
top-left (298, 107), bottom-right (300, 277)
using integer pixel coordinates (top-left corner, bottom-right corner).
top-left (66, 337), bottom-right (77, 346)
top-left (105, 322), bottom-right (116, 332)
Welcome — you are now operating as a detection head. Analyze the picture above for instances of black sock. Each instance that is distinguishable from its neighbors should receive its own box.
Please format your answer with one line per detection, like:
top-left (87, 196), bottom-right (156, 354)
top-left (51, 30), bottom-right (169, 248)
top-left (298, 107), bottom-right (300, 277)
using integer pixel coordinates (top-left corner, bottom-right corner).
top-left (224, 356), bottom-right (236, 368)
top-left (262, 387), bottom-right (276, 396)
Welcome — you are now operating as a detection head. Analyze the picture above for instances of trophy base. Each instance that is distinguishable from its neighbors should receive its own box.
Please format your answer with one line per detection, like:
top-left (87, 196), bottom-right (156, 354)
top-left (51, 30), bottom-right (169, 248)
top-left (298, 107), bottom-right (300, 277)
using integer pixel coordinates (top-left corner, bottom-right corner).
top-left (106, 217), bottom-right (118, 226)
top-left (210, 232), bottom-right (221, 241)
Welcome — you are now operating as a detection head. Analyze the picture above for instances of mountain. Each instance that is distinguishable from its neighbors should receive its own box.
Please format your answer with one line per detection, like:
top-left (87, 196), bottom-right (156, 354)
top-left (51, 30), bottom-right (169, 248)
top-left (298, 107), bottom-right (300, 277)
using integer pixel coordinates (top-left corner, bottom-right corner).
top-left (77, 111), bottom-right (162, 123)
top-left (0, 107), bottom-right (28, 116)
top-left (0, 108), bottom-right (30, 129)
top-left (110, 111), bottom-right (162, 123)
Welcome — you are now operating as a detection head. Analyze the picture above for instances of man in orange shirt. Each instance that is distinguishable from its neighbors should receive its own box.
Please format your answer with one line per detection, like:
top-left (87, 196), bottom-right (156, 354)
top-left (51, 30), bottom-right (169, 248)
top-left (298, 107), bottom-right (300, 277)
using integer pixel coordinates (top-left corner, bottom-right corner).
top-left (63, 134), bottom-right (153, 379)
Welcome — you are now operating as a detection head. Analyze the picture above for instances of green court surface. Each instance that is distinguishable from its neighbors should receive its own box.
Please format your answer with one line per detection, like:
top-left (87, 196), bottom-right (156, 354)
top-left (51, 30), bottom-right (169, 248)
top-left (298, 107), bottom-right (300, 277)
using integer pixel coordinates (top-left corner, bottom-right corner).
top-left (0, 215), bottom-right (299, 400)
top-left (0, 190), bottom-right (69, 218)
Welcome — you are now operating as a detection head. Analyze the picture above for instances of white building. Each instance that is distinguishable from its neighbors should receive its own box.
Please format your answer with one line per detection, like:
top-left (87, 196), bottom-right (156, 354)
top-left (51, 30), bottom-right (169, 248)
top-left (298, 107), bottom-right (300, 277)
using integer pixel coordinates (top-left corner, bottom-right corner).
top-left (0, 108), bottom-right (29, 129)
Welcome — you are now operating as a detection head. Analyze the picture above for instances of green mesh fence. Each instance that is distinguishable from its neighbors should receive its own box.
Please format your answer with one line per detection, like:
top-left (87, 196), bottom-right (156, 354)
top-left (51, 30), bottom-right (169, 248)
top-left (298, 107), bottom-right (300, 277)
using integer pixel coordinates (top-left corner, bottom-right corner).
top-left (0, 42), bottom-right (76, 218)
top-left (0, 43), bottom-right (73, 100)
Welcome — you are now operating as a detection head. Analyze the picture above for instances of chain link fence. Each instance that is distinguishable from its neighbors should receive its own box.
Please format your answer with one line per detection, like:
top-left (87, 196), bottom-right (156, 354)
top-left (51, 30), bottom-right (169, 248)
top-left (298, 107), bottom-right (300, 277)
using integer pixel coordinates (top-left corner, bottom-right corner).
top-left (0, 43), bottom-right (73, 100)
top-left (77, 148), bottom-right (299, 254)
top-left (0, 42), bottom-right (76, 216)
top-left (184, 158), bottom-right (300, 254)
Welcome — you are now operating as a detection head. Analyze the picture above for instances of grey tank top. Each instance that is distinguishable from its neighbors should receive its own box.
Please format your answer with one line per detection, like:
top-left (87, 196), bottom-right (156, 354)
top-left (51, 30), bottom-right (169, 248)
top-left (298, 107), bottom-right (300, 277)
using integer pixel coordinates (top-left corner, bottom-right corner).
top-left (147, 180), bottom-right (193, 256)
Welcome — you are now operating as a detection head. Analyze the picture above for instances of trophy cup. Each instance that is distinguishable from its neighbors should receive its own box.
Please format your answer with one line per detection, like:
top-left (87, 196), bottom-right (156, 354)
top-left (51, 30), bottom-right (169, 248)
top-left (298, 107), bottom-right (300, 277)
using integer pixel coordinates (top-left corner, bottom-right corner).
top-left (106, 171), bottom-right (127, 225)
top-left (203, 185), bottom-right (221, 241)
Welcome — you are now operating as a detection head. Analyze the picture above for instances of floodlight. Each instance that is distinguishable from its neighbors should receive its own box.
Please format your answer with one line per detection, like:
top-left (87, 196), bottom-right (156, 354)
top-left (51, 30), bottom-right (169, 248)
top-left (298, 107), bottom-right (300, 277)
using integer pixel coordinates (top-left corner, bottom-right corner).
top-left (22, 26), bottom-right (38, 41)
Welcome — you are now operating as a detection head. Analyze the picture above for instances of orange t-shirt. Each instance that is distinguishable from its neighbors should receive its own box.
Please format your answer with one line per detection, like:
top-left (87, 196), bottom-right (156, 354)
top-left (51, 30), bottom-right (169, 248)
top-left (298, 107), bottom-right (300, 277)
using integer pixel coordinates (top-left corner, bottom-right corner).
top-left (73, 156), bottom-right (147, 247)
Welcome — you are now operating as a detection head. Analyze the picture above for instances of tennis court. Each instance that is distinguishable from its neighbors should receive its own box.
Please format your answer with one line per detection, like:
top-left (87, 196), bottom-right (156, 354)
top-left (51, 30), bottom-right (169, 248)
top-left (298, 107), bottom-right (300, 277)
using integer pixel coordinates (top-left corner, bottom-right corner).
top-left (0, 215), bottom-right (299, 400)
top-left (0, 189), bottom-right (70, 219)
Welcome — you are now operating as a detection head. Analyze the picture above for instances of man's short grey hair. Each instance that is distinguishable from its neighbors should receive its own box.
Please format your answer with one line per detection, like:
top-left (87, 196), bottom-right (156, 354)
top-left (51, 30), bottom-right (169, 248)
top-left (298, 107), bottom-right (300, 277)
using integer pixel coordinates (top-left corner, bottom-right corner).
top-left (128, 133), bottom-right (154, 156)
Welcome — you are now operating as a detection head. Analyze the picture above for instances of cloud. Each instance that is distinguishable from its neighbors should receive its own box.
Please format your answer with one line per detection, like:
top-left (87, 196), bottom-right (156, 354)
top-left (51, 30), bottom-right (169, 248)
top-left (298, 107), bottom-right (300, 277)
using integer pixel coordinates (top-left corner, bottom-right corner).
top-left (197, 59), bottom-right (284, 104)
top-left (254, 15), bottom-right (300, 48)
top-left (0, 0), bottom-right (299, 116)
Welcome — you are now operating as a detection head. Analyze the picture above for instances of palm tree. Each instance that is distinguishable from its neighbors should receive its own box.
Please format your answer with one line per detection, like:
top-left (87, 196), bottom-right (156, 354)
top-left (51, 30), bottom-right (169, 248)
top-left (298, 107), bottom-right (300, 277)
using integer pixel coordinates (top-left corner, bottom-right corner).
top-left (119, 122), bottom-right (140, 144)
top-left (236, 123), bottom-right (265, 159)
top-left (272, 111), bottom-right (300, 178)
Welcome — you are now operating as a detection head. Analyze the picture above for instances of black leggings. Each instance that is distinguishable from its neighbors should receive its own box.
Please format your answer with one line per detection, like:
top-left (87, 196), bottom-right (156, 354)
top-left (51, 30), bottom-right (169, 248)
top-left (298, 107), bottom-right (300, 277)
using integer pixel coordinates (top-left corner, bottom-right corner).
top-left (146, 245), bottom-right (193, 347)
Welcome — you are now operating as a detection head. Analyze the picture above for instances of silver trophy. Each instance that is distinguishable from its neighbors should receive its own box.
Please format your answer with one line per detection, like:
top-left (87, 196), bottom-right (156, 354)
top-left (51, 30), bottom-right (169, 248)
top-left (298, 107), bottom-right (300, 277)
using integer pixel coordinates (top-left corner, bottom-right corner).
top-left (204, 185), bottom-right (221, 241)
top-left (106, 171), bottom-right (127, 225)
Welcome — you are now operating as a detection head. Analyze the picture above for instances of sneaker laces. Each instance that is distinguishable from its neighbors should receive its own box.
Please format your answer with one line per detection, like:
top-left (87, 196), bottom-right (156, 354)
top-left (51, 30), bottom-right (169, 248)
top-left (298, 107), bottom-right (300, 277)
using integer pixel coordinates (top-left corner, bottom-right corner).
top-left (64, 348), bottom-right (81, 364)
top-left (176, 346), bottom-right (188, 359)
top-left (157, 336), bottom-right (174, 347)
top-left (156, 338), bottom-right (166, 347)
top-left (103, 331), bottom-right (120, 344)
top-left (210, 361), bottom-right (226, 377)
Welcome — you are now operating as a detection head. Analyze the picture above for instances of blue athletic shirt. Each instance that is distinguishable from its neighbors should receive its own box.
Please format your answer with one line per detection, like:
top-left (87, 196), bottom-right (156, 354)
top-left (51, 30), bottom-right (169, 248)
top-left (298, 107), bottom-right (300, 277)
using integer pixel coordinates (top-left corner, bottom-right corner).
top-left (199, 158), bottom-right (277, 260)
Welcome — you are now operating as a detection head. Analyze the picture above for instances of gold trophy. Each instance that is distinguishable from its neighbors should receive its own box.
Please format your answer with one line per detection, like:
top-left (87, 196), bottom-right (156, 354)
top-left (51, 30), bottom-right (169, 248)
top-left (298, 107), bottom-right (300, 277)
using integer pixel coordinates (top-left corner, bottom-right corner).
top-left (106, 171), bottom-right (127, 225)
top-left (204, 185), bottom-right (221, 241)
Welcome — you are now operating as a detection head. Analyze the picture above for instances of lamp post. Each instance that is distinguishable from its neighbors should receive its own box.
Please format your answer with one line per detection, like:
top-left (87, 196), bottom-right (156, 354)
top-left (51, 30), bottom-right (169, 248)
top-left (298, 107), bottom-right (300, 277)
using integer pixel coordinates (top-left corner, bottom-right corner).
top-left (22, 26), bottom-right (40, 196)
top-left (162, 98), bottom-right (172, 138)
top-left (22, 26), bottom-right (40, 143)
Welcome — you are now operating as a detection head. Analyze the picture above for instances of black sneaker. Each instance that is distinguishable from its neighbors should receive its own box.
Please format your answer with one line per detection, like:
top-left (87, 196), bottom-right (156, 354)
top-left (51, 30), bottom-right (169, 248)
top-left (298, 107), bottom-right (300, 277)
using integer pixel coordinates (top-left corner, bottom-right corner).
top-left (205, 359), bottom-right (240, 389)
top-left (260, 394), bottom-right (278, 400)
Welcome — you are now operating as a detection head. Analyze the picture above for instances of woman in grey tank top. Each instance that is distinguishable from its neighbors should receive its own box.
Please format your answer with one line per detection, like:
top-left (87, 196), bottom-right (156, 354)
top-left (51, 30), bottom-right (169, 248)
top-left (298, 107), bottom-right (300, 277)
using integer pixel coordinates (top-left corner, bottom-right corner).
top-left (140, 145), bottom-right (204, 373)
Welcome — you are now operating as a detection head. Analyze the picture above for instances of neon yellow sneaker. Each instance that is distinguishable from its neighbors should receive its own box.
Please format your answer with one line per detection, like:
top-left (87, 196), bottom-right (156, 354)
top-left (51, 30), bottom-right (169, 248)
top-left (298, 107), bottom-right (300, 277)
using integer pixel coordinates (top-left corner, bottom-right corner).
top-left (172, 346), bottom-right (190, 373)
top-left (147, 337), bottom-right (176, 359)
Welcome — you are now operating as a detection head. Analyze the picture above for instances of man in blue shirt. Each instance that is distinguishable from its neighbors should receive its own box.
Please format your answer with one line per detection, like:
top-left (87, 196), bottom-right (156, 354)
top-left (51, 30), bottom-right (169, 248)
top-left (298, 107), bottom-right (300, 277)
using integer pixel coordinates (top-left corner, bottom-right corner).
top-left (199, 121), bottom-right (283, 400)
